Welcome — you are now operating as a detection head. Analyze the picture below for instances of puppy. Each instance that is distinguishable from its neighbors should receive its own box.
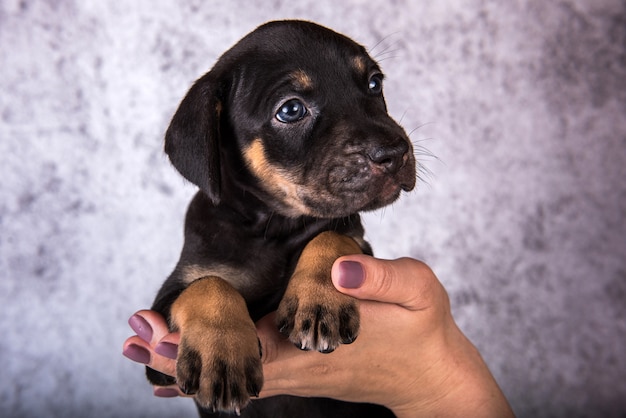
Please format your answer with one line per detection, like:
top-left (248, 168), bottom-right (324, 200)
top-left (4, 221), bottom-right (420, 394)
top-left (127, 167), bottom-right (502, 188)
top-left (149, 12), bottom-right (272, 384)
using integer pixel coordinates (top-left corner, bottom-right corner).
top-left (147, 20), bottom-right (416, 417)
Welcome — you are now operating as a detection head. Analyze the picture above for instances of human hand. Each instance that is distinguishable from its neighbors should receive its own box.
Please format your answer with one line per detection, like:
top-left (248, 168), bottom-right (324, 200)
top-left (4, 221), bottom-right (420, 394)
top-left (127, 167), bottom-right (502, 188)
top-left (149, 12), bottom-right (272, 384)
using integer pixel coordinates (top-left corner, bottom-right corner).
top-left (257, 255), bottom-right (514, 417)
top-left (123, 255), bottom-right (514, 417)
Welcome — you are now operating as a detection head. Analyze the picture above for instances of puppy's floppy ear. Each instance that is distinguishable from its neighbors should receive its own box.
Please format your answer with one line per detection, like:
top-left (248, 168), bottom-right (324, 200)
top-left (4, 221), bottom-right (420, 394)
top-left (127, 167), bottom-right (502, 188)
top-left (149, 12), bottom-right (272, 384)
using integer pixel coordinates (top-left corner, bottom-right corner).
top-left (164, 74), bottom-right (222, 205)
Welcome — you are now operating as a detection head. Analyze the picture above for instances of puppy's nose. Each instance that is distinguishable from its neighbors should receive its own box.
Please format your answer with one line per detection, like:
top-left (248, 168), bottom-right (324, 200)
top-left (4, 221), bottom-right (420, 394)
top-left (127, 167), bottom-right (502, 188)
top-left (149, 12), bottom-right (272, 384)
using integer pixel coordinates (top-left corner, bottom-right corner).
top-left (367, 140), bottom-right (409, 174)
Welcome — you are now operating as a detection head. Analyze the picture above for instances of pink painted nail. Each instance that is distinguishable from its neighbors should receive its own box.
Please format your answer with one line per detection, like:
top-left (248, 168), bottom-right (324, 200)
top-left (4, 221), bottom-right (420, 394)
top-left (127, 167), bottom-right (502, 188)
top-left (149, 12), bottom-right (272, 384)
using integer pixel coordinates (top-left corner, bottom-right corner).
top-left (128, 314), bottom-right (153, 343)
top-left (155, 342), bottom-right (178, 360)
top-left (338, 261), bottom-right (364, 289)
top-left (123, 344), bottom-right (150, 364)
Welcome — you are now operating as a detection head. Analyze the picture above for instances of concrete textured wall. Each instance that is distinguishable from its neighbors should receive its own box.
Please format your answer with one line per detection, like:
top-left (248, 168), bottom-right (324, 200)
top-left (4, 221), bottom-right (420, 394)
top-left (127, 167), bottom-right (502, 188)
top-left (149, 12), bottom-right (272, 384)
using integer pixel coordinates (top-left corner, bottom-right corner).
top-left (1, 1), bottom-right (624, 417)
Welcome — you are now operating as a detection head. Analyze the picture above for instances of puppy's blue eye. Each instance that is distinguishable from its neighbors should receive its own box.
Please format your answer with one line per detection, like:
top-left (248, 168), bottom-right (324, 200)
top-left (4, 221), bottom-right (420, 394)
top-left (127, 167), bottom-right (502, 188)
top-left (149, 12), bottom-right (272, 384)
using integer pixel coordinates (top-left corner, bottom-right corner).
top-left (368, 74), bottom-right (383, 95)
top-left (276, 99), bottom-right (307, 123)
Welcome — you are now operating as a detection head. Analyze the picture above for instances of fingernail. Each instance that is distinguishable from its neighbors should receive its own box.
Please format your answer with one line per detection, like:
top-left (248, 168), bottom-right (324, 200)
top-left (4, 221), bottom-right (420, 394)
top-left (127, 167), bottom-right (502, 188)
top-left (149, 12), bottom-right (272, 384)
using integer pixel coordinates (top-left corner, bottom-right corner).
top-left (129, 314), bottom-right (153, 343)
top-left (338, 261), bottom-right (364, 289)
top-left (154, 387), bottom-right (180, 398)
top-left (123, 344), bottom-right (151, 364)
top-left (155, 342), bottom-right (178, 360)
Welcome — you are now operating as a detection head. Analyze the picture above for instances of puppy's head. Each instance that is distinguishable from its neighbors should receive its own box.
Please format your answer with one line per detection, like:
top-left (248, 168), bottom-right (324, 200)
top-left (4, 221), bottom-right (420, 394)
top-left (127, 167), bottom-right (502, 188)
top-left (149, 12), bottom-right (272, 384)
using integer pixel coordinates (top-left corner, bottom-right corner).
top-left (165, 20), bottom-right (416, 218)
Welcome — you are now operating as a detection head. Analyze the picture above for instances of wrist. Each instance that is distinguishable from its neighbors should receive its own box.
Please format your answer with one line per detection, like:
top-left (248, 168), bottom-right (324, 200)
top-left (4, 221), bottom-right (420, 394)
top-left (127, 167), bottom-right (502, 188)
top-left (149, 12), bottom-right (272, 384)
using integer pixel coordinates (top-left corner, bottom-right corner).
top-left (389, 327), bottom-right (514, 418)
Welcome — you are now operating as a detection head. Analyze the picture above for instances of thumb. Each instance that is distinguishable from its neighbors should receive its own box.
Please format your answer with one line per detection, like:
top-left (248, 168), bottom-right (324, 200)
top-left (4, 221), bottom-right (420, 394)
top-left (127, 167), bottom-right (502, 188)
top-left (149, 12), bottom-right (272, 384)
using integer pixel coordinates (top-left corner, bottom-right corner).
top-left (331, 254), bottom-right (439, 311)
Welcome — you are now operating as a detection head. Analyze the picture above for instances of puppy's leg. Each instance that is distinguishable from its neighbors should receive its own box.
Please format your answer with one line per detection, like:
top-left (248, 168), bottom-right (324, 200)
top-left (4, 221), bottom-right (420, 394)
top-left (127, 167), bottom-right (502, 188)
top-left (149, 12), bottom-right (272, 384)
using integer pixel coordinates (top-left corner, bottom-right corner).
top-left (276, 231), bottom-right (362, 353)
top-left (171, 277), bottom-right (263, 413)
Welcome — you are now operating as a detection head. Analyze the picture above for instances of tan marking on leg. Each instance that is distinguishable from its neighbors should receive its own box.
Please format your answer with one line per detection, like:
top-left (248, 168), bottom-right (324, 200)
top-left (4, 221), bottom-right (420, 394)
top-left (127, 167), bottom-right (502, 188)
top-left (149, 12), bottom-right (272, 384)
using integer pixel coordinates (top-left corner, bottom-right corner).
top-left (291, 231), bottom-right (362, 283)
top-left (276, 231), bottom-right (363, 352)
top-left (171, 276), bottom-right (253, 332)
top-left (170, 277), bottom-right (263, 412)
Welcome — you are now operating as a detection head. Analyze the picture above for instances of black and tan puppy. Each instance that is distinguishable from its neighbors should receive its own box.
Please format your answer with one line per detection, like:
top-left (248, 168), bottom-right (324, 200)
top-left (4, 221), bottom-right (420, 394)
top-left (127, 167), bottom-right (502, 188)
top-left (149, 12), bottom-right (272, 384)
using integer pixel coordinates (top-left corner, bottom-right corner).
top-left (147, 20), bottom-right (416, 417)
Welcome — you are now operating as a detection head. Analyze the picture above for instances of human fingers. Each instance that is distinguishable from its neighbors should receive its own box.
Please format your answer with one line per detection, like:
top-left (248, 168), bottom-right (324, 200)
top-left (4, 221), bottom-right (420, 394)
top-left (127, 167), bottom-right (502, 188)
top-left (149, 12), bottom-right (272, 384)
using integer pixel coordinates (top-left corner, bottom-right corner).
top-left (123, 310), bottom-right (181, 387)
top-left (331, 255), bottom-right (445, 311)
top-left (123, 334), bottom-right (185, 398)
top-left (122, 334), bottom-right (181, 389)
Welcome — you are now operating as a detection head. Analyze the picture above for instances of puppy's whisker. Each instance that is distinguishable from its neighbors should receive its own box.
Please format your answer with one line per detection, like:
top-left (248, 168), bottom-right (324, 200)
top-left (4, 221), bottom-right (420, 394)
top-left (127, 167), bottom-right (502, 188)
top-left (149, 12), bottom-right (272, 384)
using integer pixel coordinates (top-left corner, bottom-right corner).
top-left (412, 142), bottom-right (438, 186)
top-left (406, 120), bottom-right (435, 135)
top-left (416, 164), bottom-right (435, 187)
top-left (369, 32), bottom-right (400, 55)
top-left (374, 49), bottom-right (402, 61)
top-left (407, 129), bottom-right (439, 187)
top-left (398, 110), bottom-right (408, 124)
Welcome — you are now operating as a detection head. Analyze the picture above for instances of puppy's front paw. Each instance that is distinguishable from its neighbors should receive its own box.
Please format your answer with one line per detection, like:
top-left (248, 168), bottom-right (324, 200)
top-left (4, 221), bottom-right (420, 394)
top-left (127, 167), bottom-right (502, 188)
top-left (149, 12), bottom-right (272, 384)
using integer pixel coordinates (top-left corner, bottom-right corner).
top-left (176, 322), bottom-right (263, 414)
top-left (276, 289), bottom-right (359, 353)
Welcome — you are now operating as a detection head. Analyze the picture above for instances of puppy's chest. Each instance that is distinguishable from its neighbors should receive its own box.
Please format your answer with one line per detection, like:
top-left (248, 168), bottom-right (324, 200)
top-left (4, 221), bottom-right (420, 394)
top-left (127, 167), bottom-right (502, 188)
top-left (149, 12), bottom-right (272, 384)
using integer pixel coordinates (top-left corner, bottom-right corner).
top-left (182, 221), bottom-right (313, 309)
top-left (180, 195), bottom-right (364, 316)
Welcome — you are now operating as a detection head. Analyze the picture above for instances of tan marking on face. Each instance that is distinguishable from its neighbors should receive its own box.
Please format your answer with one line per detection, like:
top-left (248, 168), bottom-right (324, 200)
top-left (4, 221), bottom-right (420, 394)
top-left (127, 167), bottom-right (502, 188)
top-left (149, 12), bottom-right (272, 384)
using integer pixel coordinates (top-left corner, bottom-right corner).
top-left (289, 69), bottom-right (314, 90)
top-left (243, 138), bottom-right (311, 216)
top-left (352, 55), bottom-right (367, 75)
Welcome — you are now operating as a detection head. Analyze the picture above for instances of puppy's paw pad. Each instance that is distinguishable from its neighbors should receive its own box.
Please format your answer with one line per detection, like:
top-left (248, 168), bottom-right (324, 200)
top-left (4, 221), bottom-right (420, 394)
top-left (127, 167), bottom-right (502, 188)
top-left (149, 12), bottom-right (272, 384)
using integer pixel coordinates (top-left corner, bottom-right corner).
top-left (276, 294), bottom-right (359, 353)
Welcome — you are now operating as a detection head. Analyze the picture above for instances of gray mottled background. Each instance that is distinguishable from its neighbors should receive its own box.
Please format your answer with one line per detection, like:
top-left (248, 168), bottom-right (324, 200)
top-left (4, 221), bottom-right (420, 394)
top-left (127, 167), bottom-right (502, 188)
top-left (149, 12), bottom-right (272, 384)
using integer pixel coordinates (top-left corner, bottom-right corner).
top-left (1, 0), bottom-right (625, 417)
